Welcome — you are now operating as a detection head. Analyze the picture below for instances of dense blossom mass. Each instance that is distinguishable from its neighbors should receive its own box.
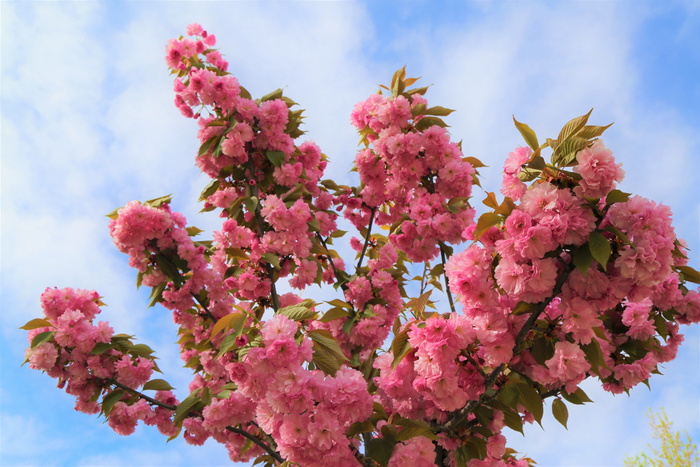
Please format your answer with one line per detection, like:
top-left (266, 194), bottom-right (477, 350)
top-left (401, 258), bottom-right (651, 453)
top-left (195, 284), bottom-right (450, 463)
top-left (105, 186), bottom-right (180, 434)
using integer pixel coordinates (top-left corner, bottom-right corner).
top-left (23, 24), bottom-right (700, 467)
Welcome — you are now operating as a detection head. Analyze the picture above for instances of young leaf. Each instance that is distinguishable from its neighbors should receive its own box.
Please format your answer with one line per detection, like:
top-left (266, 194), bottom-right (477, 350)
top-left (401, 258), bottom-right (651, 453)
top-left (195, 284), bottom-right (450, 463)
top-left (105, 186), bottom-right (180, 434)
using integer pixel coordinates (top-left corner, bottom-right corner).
top-left (391, 327), bottom-right (412, 368)
top-left (425, 106), bottom-right (455, 117)
top-left (557, 109), bottom-right (593, 144)
top-left (278, 305), bottom-right (318, 321)
top-left (677, 265), bottom-right (700, 284)
top-left (319, 307), bottom-right (350, 323)
top-left (19, 318), bottom-right (52, 331)
top-left (513, 116), bottom-right (539, 150)
top-left (474, 212), bottom-right (501, 240)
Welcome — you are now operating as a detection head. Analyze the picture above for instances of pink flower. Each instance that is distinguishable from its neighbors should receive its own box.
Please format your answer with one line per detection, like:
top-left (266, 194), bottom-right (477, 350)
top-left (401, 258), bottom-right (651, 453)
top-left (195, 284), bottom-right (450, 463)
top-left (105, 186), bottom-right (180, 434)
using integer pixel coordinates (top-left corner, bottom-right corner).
top-left (575, 140), bottom-right (624, 199)
top-left (545, 341), bottom-right (591, 392)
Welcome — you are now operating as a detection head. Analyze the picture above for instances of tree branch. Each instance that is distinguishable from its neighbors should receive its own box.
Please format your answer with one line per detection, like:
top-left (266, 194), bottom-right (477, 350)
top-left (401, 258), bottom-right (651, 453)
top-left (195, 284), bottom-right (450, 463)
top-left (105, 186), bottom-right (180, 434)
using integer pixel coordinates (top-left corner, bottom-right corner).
top-left (105, 379), bottom-right (285, 465)
top-left (356, 206), bottom-right (377, 271)
top-left (439, 244), bottom-right (457, 314)
top-left (226, 426), bottom-right (285, 464)
top-left (246, 152), bottom-right (280, 312)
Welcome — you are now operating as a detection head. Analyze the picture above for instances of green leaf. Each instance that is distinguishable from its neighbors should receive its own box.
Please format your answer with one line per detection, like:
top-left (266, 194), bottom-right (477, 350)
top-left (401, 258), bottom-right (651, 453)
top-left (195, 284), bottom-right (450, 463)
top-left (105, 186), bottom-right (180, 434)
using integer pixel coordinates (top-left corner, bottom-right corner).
top-left (278, 305), bottom-right (318, 321)
top-left (266, 151), bottom-right (286, 167)
top-left (516, 382), bottom-right (543, 424)
top-left (473, 212), bottom-right (501, 240)
top-left (243, 196), bottom-right (259, 214)
top-left (497, 382), bottom-right (520, 407)
top-left (101, 389), bottom-right (125, 416)
top-left (143, 378), bottom-right (175, 391)
top-left (605, 189), bottom-right (631, 205)
top-left (147, 282), bottom-right (167, 308)
top-left (573, 243), bottom-right (594, 274)
top-left (90, 342), bottom-right (113, 355)
top-left (557, 109), bottom-right (593, 145)
top-left (211, 312), bottom-right (246, 339)
top-left (308, 329), bottom-right (347, 376)
top-left (318, 307), bottom-right (349, 323)
top-left (425, 105), bottom-right (455, 117)
top-left (198, 179), bottom-right (220, 201)
top-left (576, 123), bottom-right (613, 139)
top-left (198, 135), bottom-right (219, 157)
top-left (30, 331), bottom-right (54, 349)
top-left (512, 301), bottom-right (535, 316)
top-left (553, 136), bottom-right (588, 166)
top-left (260, 88), bottom-right (283, 102)
top-left (129, 344), bottom-right (156, 358)
top-left (513, 116), bottom-right (539, 150)
top-left (173, 392), bottom-right (202, 425)
top-left (391, 327), bottom-right (412, 367)
top-left (588, 232), bottom-right (611, 269)
top-left (552, 398), bottom-right (569, 429)
top-left (145, 194), bottom-right (172, 208)
top-left (581, 339), bottom-right (608, 375)
top-left (561, 387), bottom-right (593, 405)
top-left (414, 116), bottom-right (448, 131)
top-left (366, 437), bottom-right (394, 467)
top-left (395, 426), bottom-right (437, 441)
top-left (501, 407), bottom-right (524, 435)
top-left (261, 252), bottom-right (281, 269)
top-left (677, 265), bottom-right (700, 284)
top-left (20, 318), bottom-right (52, 331)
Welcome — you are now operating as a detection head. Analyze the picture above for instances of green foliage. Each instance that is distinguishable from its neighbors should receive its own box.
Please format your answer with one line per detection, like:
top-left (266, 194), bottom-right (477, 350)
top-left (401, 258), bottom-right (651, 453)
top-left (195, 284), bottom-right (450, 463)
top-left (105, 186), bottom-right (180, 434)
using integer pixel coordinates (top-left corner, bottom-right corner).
top-left (623, 408), bottom-right (699, 467)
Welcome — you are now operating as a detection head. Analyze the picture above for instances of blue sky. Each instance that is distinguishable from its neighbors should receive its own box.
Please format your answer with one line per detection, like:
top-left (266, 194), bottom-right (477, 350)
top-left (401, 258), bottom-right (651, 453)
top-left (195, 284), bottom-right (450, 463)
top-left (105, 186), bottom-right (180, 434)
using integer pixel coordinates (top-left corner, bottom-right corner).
top-left (1, 1), bottom-right (699, 466)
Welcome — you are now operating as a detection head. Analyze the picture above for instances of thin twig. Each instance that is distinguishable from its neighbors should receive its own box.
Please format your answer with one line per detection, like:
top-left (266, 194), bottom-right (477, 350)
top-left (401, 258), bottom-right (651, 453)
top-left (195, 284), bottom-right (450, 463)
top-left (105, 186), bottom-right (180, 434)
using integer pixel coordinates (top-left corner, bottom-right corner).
top-left (316, 233), bottom-right (348, 291)
top-left (439, 244), bottom-right (457, 314)
top-left (190, 292), bottom-right (217, 321)
top-left (105, 378), bottom-right (285, 464)
top-left (226, 426), bottom-right (285, 464)
top-left (356, 206), bottom-right (377, 271)
top-left (107, 378), bottom-right (177, 410)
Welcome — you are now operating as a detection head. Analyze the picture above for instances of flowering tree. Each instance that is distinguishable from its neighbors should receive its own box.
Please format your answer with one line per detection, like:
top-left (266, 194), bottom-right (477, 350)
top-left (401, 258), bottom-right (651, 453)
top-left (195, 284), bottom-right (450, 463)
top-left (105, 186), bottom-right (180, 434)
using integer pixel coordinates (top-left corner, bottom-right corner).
top-left (22, 24), bottom-right (700, 467)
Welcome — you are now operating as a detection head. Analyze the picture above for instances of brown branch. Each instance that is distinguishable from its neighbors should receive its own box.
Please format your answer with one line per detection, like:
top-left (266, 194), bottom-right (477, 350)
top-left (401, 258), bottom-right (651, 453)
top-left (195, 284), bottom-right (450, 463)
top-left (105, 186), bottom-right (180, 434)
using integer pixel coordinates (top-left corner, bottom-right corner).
top-left (245, 152), bottom-right (280, 312)
top-left (107, 378), bottom-right (177, 411)
top-left (356, 207), bottom-right (377, 271)
top-left (105, 379), bottom-right (285, 464)
top-left (316, 232), bottom-right (348, 291)
top-left (226, 426), bottom-right (284, 464)
top-left (439, 244), bottom-right (457, 314)
top-left (190, 292), bottom-right (217, 321)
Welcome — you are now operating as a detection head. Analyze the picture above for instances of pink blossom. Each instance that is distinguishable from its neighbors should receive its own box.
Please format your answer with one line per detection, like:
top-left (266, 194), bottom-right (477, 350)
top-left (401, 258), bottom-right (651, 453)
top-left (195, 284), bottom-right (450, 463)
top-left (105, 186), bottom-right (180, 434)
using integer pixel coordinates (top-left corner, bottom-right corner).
top-left (575, 140), bottom-right (624, 199)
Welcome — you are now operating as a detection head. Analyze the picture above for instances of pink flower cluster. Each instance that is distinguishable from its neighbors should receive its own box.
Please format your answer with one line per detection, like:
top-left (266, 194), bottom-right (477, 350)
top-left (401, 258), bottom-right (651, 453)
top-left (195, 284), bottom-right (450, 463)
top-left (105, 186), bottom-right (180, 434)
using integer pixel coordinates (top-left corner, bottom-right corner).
top-left (348, 92), bottom-right (475, 262)
top-left (25, 287), bottom-right (178, 437)
top-left (167, 24), bottom-right (343, 301)
top-left (109, 200), bottom-right (235, 324)
top-left (225, 315), bottom-right (373, 466)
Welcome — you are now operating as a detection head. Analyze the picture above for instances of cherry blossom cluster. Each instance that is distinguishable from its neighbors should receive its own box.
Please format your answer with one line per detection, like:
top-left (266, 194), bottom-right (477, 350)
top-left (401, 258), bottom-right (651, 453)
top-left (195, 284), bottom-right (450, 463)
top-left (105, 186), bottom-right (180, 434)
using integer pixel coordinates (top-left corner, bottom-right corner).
top-left (347, 77), bottom-right (476, 262)
top-left (167, 24), bottom-right (344, 305)
top-left (24, 287), bottom-right (178, 438)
